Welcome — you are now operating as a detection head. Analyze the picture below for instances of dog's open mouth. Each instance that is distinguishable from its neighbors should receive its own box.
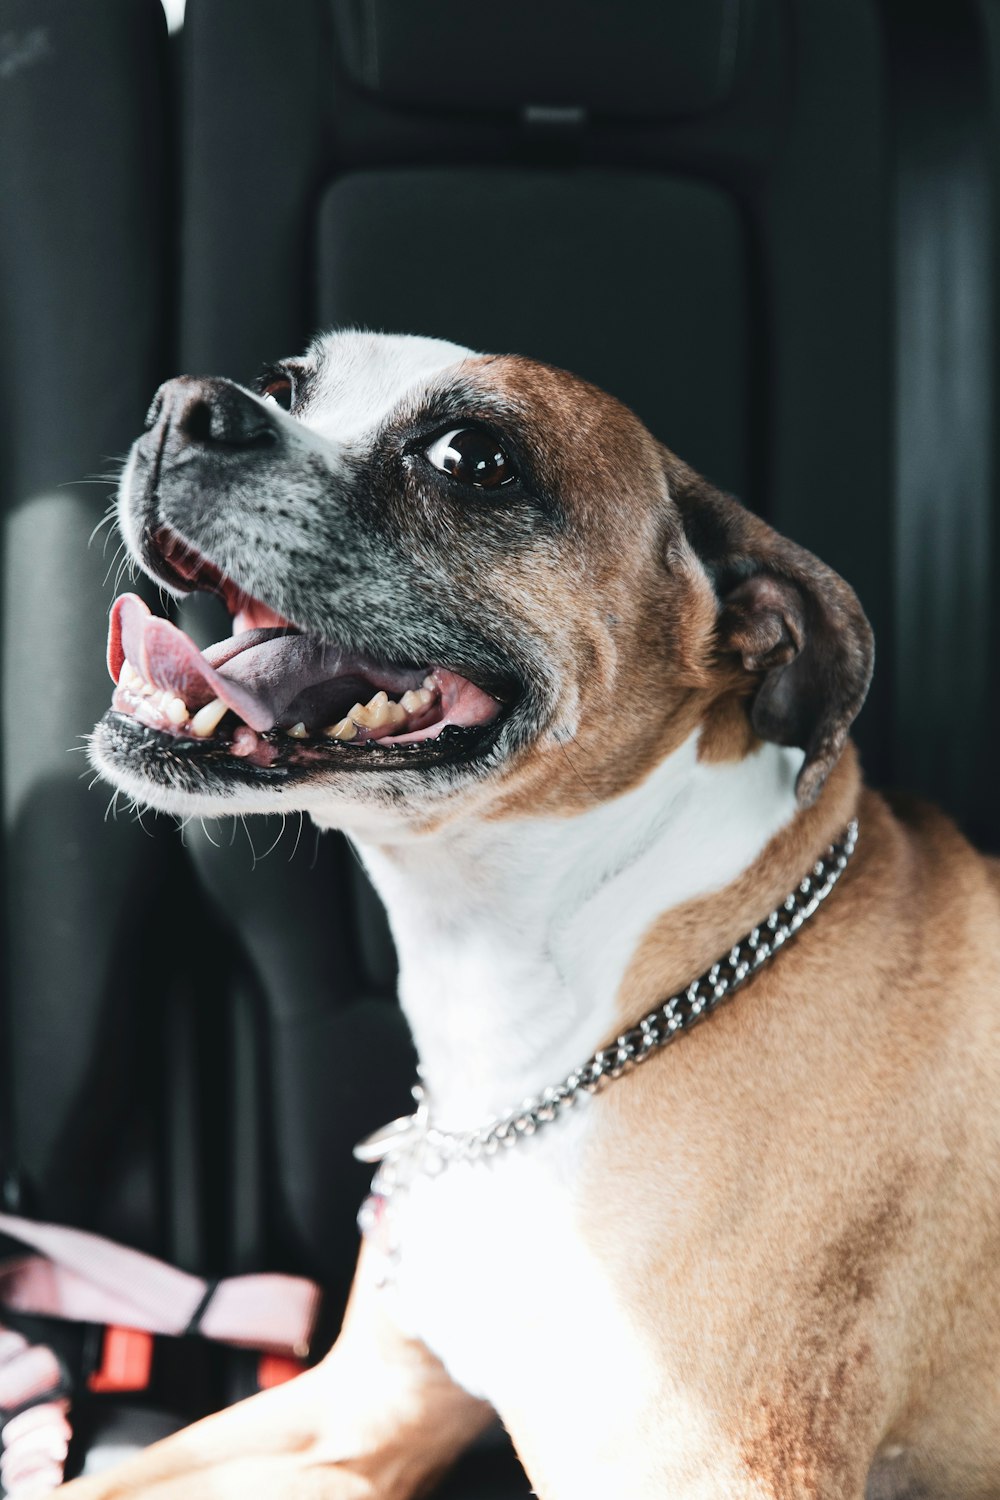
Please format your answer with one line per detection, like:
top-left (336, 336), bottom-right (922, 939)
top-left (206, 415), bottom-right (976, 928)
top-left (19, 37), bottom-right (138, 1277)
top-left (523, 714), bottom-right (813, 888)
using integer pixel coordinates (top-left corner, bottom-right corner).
top-left (104, 531), bottom-right (505, 774)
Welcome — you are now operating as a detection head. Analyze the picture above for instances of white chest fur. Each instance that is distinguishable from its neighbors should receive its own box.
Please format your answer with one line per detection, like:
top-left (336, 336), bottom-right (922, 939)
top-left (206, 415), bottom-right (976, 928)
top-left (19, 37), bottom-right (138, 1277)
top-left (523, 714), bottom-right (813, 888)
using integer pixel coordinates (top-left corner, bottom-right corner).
top-left (357, 734), bottom-right (803, 1127)
top-left (379, 1106), bottom-right (745, 1500)
top-left (387, 1104), bottom-right (691, 1498)
top-left (351, 735), bottom-right (803, 1488)
top-left (387, 1105), bottom-right (627, 1402)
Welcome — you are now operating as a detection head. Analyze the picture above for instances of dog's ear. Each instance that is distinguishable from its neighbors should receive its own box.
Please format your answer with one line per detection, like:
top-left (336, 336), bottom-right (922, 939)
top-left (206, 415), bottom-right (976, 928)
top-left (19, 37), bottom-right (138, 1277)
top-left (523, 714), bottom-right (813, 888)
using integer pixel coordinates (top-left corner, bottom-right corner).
top-left (668, 460), bottom-right (874, 806)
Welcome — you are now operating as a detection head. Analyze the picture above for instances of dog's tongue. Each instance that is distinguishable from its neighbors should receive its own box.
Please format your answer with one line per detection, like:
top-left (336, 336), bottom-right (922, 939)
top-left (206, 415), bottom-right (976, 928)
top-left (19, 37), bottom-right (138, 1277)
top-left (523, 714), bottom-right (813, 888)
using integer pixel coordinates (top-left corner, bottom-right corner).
top-left (109, 593), bottom-right (357, 733)
top-left (108, 592), bottom-right (502, 744)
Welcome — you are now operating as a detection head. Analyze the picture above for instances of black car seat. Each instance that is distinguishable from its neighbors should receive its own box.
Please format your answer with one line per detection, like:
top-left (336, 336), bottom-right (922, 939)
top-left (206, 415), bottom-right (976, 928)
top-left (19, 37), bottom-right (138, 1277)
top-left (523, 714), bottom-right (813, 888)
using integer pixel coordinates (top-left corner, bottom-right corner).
top-left (0, 0), bottom-right (185, 1452)
top-left (1, 0), bottom-right (996, 1491)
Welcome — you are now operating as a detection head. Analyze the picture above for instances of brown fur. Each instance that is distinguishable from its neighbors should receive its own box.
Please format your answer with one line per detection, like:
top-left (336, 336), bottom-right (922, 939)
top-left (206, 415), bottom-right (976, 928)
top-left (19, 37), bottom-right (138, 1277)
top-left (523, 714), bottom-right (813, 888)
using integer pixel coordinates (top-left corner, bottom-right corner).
top-left (67, 351), bottom-right (998, 1498)
top-left (407, 358), bottom-right (872, 831)
top-left (576, 775), bottom-right (1000, 1497)
top-left (457, 358), bottom-right (721, 824)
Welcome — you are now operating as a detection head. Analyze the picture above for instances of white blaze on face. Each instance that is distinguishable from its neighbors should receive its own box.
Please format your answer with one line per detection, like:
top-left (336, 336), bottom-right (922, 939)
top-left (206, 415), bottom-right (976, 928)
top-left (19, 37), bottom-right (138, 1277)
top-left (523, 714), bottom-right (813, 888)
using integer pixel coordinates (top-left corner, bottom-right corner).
top-left (299, 331), bottom-right (478, 446)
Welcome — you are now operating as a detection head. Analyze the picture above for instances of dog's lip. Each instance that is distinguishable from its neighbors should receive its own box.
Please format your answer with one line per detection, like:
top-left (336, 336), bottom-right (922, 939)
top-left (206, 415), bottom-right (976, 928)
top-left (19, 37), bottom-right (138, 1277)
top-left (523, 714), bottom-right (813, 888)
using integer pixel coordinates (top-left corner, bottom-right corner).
top-left (145, 524), bottom-right (232, 602)
top-left (99, 708), bottom-right (506, 783)
top-left (141, 524), bottom-right (301, 632)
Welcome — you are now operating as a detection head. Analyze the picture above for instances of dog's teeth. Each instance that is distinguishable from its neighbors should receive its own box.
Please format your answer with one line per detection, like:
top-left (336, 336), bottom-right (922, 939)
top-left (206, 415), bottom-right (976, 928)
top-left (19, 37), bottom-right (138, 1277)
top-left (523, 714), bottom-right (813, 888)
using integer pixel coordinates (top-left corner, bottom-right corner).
top-left (371, 695), bottom-right (408, 729)
top-left (353, 691), bottom-right (407, 731)
top-left (422, 675), bottom-right (436, 691)
top-left (353, 692), bottom-right (389, 728)
top-left (286, 722), bottom-right (308, 739)
top-left (401, 688), bottom-right (434, 714)
top-left (323, 717), bottom-right (358, 741)
top-left (190, 697), bottom-right (228, 737)
top-left (165, 696), bottom-right (189, 726)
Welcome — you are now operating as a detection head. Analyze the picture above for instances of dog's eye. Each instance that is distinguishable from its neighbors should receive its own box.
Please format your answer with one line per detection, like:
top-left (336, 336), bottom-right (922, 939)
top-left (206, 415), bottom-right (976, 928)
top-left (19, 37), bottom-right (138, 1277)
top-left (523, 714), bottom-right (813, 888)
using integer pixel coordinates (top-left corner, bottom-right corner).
top-left (423, 428), bottom-right (516, 490)
top-left (261, 375), bottom-right (293, 411)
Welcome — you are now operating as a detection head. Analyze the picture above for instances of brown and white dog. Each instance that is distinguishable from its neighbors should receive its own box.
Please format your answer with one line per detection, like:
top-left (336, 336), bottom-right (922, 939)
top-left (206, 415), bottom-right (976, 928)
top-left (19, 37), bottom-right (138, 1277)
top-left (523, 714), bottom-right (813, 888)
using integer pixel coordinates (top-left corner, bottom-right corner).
top-left (79, 331), bottom-right (1000, 1500)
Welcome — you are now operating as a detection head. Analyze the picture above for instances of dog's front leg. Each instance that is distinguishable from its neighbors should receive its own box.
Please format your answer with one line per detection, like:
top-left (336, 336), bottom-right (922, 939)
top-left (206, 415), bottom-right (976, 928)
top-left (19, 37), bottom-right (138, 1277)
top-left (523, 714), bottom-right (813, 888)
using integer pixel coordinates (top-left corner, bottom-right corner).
top-left (55, 1246), bottom-right (494, 1500)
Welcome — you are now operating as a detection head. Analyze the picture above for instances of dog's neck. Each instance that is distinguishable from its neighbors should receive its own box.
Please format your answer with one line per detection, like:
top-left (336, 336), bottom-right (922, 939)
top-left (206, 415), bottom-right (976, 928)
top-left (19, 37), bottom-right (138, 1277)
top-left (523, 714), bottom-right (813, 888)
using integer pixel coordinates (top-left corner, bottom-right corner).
top-left (352, 732), bottom-right (805, 1130)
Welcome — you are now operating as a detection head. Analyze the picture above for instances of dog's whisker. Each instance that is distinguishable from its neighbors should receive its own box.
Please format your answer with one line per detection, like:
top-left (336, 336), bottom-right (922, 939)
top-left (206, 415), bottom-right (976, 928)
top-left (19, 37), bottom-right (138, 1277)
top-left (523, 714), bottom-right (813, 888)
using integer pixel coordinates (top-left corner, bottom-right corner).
top-left (556, 738), bottom-right (602, 805)
top-left (89, 510), bottom-right (120, 547)
top-left (129, 799), bottom-right (154, 837)
top-left (288, 810), bottom-right (305, 864)
top-left (199, 817), bottom-right (221, 849)
top-left (103, 540), bottom-right (126, 588)
top-left (109, 543), bottom-right (132, 594)
top-left (259, 816), bottom-right (288, 864)
top-left (238, 814), bottom-right (260, 866)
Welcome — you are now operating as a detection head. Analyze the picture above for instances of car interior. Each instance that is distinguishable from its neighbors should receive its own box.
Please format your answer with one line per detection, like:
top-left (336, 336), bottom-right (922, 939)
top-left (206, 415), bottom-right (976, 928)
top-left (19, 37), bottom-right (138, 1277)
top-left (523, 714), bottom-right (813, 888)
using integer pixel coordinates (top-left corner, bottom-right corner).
top-left (0, 0), bottom-right (997, 1490)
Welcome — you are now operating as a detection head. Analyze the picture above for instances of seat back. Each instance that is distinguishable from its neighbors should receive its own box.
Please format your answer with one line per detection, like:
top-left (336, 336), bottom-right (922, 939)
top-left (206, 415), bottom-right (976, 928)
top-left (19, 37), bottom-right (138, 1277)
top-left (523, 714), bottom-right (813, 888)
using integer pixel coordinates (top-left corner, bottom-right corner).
top-left (1, 0), bottom-right (172, 1242)
top-left (1, 0), bottom-right (996, 1469)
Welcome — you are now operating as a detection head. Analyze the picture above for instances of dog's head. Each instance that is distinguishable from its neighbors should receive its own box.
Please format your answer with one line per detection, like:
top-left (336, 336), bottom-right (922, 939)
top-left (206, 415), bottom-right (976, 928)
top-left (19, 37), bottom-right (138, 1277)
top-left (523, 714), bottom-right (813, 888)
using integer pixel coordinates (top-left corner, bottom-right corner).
top-left (89, 330), bottom-right (873, 833)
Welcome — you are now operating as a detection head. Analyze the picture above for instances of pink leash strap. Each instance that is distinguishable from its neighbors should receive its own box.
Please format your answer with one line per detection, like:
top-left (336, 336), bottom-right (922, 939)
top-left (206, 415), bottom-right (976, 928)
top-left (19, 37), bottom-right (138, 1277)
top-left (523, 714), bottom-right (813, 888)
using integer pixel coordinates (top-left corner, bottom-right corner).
top-left (0, 1213), bottom-right (324, 1498)
top-left (0, 1212), bottom-right (321, 1356)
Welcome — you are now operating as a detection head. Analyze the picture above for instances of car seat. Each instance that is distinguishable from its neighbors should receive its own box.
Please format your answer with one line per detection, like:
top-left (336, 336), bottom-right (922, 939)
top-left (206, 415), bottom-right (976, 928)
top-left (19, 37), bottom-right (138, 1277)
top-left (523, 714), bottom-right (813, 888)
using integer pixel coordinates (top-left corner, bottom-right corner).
top-left (1, 0), bottom-right (995, 1491)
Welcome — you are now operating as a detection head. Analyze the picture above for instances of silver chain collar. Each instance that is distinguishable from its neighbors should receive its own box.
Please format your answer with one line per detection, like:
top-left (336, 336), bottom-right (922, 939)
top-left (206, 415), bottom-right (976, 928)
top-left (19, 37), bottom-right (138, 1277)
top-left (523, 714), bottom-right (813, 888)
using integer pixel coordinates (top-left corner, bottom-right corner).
top-left (355, 818), bottom-right (858, 1279)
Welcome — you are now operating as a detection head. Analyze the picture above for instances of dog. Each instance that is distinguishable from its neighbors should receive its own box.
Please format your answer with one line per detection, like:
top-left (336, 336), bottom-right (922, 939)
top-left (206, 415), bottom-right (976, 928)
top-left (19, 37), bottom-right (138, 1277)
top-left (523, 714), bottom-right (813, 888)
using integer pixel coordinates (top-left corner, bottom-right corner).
top-left (74, 330), bottom-right (1000, 1499)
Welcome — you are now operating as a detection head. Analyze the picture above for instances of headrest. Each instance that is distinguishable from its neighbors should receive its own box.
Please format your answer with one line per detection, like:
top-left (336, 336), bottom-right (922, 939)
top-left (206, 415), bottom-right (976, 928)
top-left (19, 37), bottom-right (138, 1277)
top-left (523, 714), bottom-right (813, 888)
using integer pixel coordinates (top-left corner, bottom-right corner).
top-left (331, 0), bottom-right (747, 121)
top-left (315, 167), bottom-right (750, 495)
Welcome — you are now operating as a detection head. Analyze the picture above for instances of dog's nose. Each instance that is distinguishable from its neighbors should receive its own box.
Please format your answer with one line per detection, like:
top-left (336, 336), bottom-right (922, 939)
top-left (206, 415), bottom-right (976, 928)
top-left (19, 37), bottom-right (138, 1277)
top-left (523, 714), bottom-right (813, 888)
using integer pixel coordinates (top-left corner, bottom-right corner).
top-left (145, 376), bottom-right (277, 451)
